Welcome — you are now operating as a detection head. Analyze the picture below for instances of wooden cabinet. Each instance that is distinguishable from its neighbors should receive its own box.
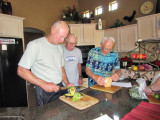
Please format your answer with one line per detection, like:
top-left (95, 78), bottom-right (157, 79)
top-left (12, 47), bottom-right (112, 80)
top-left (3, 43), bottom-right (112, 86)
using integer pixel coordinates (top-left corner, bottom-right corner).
top-left (80, 78), bottom-right (88, 90)
top-left (69, 24), bottom-right (96, 45)
top-left (136, 13), bottom-right (160, 40)
top-left (104, 24), bottom-right (137, 52)
top-left (105, 28), bottom-right (119, 51)
top-left (119, 24), bottom-right (137, 52)
top-left (0, 13), bottom-right (25, 38)
top-left (94, 30), bottom-right (104, 47)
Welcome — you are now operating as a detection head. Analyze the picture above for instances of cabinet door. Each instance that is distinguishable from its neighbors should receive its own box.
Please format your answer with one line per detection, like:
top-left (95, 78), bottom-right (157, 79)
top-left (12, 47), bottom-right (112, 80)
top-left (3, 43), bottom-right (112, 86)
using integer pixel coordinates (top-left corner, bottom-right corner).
top-left (119, 25), bottom-right (137, 52)
top-left (105, 28), bottom-right (119, 51)
top-left (83, 25), bottom-right (95, 45)
top-left (69, 24), bottom-right (83, 45)
top-left (157, 16), bottom-right (160, 38)
top-left (137, 17), bottom-right (156, 40)
top-left (0, 16), bottom-right (24, 38)
top-left (94, 30), bottom-right (104, 47)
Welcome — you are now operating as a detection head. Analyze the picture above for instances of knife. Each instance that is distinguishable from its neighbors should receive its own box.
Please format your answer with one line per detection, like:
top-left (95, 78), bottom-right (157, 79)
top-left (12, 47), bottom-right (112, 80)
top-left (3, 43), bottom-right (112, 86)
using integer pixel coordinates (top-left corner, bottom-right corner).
top-left (59, 86), bottom-right (83, 90)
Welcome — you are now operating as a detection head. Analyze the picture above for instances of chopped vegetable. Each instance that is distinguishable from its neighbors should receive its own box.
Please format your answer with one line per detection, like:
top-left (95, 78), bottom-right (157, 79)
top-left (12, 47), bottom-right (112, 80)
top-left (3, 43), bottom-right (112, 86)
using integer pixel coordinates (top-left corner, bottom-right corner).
top-left (69, 87), bottom-right (76, 95)
top-left (73, 92), bottom-right (82, 101)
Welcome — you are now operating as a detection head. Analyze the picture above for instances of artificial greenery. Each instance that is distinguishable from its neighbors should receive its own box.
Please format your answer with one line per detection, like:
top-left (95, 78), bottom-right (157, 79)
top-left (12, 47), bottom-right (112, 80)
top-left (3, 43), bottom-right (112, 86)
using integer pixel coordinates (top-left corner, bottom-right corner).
top-left (109, 19), bottom-right (125, 28)
top-left (61, 5), bottom-right (83, 23)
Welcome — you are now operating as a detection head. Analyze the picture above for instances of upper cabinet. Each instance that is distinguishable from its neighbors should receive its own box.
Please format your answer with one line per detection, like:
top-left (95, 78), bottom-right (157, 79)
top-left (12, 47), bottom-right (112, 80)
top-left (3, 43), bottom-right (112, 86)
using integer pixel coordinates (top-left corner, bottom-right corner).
top-left (105, 24), bottom-right (137, 52)
top-left (0, 14), bottom-right (25, 38)
top-left (136, 13), bottom-right (160, 40)
top-left (105, 28), bottom-right (119, 52)
top-left (94, 30), bottom-right (104, 47)
top-left (69, 24), bottom-right (96, 46)
top-left (119, 24), bottom-right (137, 52)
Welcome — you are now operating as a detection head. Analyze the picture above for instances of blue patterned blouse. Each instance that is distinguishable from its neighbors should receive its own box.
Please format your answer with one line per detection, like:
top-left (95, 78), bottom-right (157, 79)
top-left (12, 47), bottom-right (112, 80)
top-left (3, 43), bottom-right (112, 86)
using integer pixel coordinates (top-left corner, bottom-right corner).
top-left (86, 47), bottom-right (120, 87)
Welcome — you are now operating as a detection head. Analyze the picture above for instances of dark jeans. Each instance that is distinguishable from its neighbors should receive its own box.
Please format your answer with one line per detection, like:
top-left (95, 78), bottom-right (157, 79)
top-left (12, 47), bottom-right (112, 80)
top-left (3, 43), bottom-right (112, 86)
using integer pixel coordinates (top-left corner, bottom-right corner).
top-left (34, 82), bottom-right (67, 106)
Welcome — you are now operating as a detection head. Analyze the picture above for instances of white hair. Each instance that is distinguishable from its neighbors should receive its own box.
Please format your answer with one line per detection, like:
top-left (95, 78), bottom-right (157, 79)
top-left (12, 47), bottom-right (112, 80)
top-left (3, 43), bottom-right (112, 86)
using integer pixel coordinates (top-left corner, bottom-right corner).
top-left (101, 36), bottom-right (115, 45)
top-left (65, 33), bottom-right (77, 42)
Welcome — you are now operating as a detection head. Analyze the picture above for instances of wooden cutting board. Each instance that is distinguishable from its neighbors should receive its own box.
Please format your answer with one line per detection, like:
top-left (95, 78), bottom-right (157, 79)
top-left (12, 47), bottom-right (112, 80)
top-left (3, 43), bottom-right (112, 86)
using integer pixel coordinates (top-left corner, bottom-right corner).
top-left (90, 84), bottom-right (122, 93)
top-left (147, 95), bottom-right (160, 105)
top-left (59, 94), bottom-right (99, 110)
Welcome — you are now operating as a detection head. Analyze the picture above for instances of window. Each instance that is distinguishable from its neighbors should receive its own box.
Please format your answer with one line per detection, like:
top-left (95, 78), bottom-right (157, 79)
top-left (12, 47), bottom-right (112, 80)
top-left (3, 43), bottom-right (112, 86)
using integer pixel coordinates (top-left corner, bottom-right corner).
top-left (109, 1), bottom-right (118, 11)
top-left (83, 10), bottom-right (90, 18)
top-left (95, 6), bottom-right (102, 15)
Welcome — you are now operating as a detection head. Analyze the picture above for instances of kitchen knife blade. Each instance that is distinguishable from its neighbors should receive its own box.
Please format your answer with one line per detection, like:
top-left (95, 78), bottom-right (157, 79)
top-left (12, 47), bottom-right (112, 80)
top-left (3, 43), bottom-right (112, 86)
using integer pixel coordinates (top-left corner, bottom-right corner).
top-left (59, 86), bottom-right (83, 90)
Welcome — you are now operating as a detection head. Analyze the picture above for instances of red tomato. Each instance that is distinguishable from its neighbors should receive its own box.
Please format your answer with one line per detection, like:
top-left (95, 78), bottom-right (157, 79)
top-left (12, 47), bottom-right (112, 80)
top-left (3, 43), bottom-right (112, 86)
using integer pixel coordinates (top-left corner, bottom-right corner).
top-left (142, 54), bottom-right (147, 59)
top-left (132, 54), bottom-right (137, 59)
top-left (137, 54), bottom-right (142, 59)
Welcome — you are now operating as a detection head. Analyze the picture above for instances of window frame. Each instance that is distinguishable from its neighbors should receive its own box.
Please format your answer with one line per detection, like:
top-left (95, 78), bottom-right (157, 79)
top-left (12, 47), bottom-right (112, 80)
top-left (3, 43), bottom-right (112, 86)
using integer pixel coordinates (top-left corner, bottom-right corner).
top-left (83, 10), bottom-right (90, 18)
top-left (109, 1), bottom-right (118, 11)
top-left (95, 6), bottom-right (103, 16)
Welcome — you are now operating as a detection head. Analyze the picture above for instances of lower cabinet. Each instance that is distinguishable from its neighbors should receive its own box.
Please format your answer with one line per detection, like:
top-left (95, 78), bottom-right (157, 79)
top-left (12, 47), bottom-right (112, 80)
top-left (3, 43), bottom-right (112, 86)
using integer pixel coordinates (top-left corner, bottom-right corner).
top-left (81, 78), bottom-right (88, 90)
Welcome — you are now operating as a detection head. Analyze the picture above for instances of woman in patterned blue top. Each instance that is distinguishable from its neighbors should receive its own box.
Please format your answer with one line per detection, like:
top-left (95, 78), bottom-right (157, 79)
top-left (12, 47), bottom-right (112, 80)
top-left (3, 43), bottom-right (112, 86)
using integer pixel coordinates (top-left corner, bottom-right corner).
top-left (86, 36), bottom-right (121, 87)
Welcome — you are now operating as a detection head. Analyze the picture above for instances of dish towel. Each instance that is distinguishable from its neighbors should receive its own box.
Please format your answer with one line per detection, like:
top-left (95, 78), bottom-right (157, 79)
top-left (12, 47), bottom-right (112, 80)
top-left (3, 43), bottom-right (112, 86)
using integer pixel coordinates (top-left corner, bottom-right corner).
top-left (121, 101), bottom-right (160, 120)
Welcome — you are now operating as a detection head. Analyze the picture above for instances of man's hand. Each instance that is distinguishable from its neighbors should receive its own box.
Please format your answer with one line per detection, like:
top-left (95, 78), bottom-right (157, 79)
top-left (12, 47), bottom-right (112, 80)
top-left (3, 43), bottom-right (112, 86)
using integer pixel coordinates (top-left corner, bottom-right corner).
top-left (41, 82), bottom-right (60, 93)
top-left (94, 75), bottom-right (105, 86)
top-left (78, 78), bottom-right (83, 85)
top-left (110, 73), bottom-right (120, 82)
top-left (144, 86), bottom-right (154, 95)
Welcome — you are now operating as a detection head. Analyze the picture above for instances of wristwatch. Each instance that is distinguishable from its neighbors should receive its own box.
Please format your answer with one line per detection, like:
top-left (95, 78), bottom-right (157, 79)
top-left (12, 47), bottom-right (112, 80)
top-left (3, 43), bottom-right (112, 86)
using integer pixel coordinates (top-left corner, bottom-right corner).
top-left (149, 85), bottom-right (155, 92)
top-left (79, 76), bottom-right (83, 78)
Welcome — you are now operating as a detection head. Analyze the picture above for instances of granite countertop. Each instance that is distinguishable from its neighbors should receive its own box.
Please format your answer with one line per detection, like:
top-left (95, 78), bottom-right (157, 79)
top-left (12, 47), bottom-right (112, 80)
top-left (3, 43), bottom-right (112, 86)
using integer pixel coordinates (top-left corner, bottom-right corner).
top-left (0, 79), bottom-right (147, 120)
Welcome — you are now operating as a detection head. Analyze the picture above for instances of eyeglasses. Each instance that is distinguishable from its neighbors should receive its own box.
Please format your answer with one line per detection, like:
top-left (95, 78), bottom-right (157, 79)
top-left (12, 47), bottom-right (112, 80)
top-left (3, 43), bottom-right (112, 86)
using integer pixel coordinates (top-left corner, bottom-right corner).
top-left (66, 41), bottom-right (76, 45)
top-left (103, 48), bottom-right (113, 51)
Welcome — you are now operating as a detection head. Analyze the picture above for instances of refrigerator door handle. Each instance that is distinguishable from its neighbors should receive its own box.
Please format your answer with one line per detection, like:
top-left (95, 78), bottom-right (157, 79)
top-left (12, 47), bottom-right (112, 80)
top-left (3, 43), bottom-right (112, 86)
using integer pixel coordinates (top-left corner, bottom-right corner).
top-left (0, 55), bottom-right (5, 107)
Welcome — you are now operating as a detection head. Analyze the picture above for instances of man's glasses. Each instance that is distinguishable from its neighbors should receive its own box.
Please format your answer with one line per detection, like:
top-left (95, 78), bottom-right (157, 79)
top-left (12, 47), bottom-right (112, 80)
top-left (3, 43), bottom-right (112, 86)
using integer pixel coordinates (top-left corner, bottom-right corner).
top-left (103, 48), bottom-right (113, 51)
top-left (66, 41), bottom-right (76, 45)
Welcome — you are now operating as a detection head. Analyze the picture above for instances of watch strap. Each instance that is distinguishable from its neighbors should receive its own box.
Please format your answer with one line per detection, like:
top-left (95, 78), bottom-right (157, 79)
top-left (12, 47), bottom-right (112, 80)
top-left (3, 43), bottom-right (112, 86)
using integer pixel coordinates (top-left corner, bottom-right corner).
top-left (149, 85), bottom-right (155, 92)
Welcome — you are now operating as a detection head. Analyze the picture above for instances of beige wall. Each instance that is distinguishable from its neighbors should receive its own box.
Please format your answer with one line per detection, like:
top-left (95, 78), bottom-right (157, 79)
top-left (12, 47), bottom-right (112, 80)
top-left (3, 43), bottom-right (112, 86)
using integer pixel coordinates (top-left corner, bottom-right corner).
top-left (3, 0), bottom-right (78, 34)
top-left (78, 0), bottom-right (157, 29)
top-left (0, 0), bottom-right (157, 33)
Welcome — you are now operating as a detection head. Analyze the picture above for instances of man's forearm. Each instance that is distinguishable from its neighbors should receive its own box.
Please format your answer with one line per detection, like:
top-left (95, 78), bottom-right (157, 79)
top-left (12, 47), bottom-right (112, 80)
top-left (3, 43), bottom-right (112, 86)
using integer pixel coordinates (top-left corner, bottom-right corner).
top-left (78, 63), bottom-right (82, 77)
top-left (151, 77), bottom-right (160, 92)
top-left (17, 66), bottom-right (46, 88)
top-left (62, 67), bottom-right (70, 86)
top-left (85, 67), bottom-right (96, 80)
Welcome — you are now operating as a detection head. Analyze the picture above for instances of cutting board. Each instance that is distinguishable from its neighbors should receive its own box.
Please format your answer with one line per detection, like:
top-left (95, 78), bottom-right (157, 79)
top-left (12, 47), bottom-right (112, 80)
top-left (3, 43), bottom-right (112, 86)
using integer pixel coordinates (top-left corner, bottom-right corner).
top-left (59, 94), bottom-right (99, 110)
top-left (147, 95), bottom-right (160, 105)
top-left (90, 84), bottom-right (122, 93)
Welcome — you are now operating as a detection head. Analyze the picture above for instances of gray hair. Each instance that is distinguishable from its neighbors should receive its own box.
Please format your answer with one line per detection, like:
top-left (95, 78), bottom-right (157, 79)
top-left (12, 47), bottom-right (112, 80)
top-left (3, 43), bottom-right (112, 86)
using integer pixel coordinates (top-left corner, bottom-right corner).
top-left (101, 36), bottom-right (115, 45)
top-left (65, 33), bottom-right (77, 42)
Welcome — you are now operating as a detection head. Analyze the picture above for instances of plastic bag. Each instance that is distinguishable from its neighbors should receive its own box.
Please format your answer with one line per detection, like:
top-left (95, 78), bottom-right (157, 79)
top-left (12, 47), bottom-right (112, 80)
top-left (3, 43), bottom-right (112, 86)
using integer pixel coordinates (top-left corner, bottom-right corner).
top-left (129, 78), bottom-right (148, 100)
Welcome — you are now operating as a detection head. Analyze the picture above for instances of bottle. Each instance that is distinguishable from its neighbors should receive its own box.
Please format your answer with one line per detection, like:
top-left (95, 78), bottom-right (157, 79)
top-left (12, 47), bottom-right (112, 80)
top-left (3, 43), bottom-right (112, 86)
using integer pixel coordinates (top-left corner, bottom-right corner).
top-left (98, 18), bottom-right (102, 30)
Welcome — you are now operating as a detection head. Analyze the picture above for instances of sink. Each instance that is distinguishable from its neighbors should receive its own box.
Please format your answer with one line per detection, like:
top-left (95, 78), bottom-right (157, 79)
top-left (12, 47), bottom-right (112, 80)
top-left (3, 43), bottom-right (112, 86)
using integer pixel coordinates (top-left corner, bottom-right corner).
top-left (0, 116), bottom-right (24, 120)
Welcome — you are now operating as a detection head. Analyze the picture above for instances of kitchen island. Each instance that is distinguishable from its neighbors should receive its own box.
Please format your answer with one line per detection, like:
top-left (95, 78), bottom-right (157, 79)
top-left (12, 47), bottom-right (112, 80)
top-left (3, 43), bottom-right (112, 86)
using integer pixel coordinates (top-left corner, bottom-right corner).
top-left (0, 79), bottom-right (147, 120)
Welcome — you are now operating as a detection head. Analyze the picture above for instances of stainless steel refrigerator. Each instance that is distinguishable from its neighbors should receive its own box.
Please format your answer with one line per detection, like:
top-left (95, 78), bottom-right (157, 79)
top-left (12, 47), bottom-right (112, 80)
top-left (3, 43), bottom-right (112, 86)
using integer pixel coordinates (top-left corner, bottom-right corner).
top-left (0, 37), bottom-right (27, 107)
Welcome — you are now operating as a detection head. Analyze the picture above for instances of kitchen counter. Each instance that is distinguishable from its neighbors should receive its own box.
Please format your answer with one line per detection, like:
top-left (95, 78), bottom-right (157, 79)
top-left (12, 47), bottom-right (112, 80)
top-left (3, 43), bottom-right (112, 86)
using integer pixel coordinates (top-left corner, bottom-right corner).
top-left (0, 79), bottom-right (147, 120)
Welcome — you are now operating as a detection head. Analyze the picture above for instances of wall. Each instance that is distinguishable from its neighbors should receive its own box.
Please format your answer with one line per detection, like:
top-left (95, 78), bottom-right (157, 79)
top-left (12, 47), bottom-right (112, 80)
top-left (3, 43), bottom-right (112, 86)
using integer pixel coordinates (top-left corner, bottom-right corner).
top-left (78, 0), bottom-right (157, 29)
top-left (1, 0), bottom-right (78, 34)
